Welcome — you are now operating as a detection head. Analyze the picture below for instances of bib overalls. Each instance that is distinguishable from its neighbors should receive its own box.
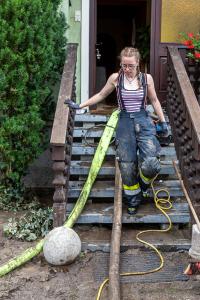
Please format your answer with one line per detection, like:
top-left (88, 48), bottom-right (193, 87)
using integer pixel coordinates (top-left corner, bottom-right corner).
top-left (115, 71), bottom-right (161, 212)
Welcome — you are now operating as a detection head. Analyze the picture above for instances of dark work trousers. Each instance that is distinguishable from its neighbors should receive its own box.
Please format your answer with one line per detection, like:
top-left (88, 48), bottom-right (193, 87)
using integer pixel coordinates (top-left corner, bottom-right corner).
top-left (115, 109), bottom-right (161, 207)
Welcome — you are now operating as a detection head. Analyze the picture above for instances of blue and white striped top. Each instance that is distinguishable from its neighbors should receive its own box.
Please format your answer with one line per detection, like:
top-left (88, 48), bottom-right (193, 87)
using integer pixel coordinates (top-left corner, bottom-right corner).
top-left (116, 72), bottom-right (146, 112)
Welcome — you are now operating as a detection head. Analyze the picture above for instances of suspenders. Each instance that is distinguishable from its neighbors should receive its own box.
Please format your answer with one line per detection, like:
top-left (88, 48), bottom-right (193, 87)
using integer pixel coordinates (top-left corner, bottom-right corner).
top-left (117, 72), bottom-right (148, 110)
top-left (141, 72), bottom-right (148, 108)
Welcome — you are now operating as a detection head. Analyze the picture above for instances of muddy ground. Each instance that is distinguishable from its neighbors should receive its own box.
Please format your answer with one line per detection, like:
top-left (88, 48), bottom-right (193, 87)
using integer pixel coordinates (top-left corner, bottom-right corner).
top-left (0, 233), bottom-right (200, 300)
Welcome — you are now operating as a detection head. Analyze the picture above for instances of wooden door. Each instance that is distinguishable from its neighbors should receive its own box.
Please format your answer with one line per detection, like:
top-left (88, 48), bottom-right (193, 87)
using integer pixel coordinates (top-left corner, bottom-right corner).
top-left (150, 0), bottom-right (168, 105)
top-left (90, 0), bottom-right (169, 104)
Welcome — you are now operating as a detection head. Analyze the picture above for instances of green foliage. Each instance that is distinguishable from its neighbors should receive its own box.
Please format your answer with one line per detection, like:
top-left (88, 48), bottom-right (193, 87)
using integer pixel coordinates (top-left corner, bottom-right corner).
top-left (3, 207), bottom-right (53, 241)
top-left (0, 185), bottom-right (40, 211)
top-left (179, 32), bottom-right (200, 61)
top-left (135, 25), bottom-right (150, 63)
top-left (0, 0), bottom-right (67, 186)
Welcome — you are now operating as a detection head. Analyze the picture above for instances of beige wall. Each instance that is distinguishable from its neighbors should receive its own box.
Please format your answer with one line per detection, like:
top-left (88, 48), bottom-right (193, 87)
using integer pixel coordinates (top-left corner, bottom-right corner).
top-left (161, 0), bottom-right (200, 43)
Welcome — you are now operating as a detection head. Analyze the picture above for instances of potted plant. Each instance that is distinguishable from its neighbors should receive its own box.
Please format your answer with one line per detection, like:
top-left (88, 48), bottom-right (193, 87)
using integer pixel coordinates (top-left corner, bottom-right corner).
top-left (179, 32), bottom-right (200, 102)
top-left (179, 32), bottom-right (200, 62)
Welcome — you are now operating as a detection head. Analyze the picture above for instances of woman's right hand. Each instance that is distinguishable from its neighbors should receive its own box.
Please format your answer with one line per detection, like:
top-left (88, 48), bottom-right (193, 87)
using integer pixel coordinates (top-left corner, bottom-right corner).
top-left (64, 99), bottom-right (80, 109)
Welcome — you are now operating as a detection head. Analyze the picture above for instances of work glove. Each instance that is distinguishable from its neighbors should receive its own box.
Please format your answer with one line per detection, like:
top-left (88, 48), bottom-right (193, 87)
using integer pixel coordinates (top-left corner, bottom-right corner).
top-left (156, 121), bottom-right (169, 137)
top-left (64, 98), bottom-right (80, 109)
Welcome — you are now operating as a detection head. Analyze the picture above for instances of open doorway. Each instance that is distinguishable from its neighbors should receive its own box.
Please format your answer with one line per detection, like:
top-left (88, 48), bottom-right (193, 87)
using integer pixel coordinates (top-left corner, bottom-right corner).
top-left (95, 0), bottom-right (151, 108)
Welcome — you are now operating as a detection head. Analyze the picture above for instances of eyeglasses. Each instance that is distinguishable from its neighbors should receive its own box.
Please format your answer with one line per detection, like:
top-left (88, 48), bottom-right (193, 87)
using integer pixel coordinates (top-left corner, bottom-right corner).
top-left (120, 64), bottom-right (138, 70)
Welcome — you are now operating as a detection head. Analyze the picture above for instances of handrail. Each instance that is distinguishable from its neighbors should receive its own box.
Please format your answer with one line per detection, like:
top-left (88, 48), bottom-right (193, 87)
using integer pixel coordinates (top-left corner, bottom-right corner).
top-left (50, 43), bottom-right (78, 227)
top-left (167, 46), bottom-right (200, 159)
top-left (167, 45), bottom-right (200, 202)
top-left (50, 43), bottom-right (78, 146)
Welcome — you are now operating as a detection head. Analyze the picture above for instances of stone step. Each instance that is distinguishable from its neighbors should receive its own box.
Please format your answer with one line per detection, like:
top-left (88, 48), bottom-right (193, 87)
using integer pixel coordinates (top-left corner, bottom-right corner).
top-left (68, 180), bottom-right (184, 198)
top-left (66, 202), bottom-right (190, 224)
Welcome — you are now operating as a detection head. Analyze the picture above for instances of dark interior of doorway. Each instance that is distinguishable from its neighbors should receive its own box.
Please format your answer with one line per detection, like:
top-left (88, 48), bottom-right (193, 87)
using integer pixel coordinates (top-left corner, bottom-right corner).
top-left (96, 0), bottom-right (150, 105)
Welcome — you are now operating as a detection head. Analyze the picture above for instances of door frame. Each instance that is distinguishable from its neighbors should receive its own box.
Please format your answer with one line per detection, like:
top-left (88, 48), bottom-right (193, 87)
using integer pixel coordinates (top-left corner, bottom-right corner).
top-left (88, 0), bottom-right (160, 97)
top-left (89, 0), bottom-right (97, 98)
top-left (150, 0), bottom-right (161, 81)
top-left (81, 0), bottom-right (90, 103)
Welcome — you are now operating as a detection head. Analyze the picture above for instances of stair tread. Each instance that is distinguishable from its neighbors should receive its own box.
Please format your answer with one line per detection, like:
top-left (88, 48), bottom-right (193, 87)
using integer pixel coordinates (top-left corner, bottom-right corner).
top-left (74, 113), bottom-right (170, 123)
top-left (75, 114), bottom-right (109, 123)
top-left (71, 159), bottom-right (177, 166)
top-left (75, 226), bottom-right (191, 252)
top-left (68, 178), bottom-right (184, 198)
top-left (73, 127), bottom-right (172, 138)
top-left (72, 143), bottom-right (176, 156)
top-left (70, 160), bottom-right (177, 175)
top-left (66, 202), bottom-right (190, 224)
top-left (69, 179), bottom-right (182, 188)
top-left (69, 179), bottom-right (183, 189)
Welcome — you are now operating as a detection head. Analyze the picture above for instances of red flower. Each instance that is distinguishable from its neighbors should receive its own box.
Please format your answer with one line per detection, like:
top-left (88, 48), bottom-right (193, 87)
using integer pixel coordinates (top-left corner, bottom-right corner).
top-left (188, 33), bottom-right (194, 38)
top-left (183, 40), bottom-right (194, 47)
top-left (194, 52), bottom-right (200, 59)
top-left (179, 32), bottom-right (200, 61)
top-left (183, 40), bottom-right (191, 46)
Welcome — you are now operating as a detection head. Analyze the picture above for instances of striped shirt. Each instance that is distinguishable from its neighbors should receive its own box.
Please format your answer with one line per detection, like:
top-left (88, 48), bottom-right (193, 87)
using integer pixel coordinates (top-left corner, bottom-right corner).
top-left (117, 72), bottom-right (145, 112)
top-left (120, 86), bottom-right (144, 112)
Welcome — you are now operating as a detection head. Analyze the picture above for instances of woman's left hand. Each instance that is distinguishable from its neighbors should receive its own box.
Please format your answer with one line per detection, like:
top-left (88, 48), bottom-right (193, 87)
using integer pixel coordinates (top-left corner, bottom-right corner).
top-left (156, 121), bottom-right (169, 136)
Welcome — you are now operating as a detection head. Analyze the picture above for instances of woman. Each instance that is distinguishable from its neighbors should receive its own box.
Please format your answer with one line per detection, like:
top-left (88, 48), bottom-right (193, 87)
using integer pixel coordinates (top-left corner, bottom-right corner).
top-left (65, 47), bottom-right (168, 214)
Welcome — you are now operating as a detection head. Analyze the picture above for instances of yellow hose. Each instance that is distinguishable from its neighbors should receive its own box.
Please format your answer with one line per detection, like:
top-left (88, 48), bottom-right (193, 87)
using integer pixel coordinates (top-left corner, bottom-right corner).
top-left (96, 175), bottom-right (172, 300)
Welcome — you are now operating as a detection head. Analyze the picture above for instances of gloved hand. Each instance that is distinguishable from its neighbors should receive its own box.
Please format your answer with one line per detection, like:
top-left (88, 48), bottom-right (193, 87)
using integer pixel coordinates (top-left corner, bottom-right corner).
top-left (64, 98), bottom-right (80, 109)
top-left (156, 121), bottom-right (169, 136)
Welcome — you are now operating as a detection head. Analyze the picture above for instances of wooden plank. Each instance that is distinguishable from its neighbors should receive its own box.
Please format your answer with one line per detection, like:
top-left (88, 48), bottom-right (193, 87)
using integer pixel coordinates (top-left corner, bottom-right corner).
top-left (74, 113), bottom-right (169, 123)
top-left (70, 160), bottom-right (177, 175)
top-left (75, 113), bottom-right (108, 123)
top-left (50, 44), bottom-right (78, 146)
top-left (73, 127), bottom-right (172, 138)
top-left (109, 160), bottom-right (122, 300)
top-left (68, 180), bottom-right (184, 198)
top-left (72, 143), bottom-right (176, 156)
top-left (79, 228), bottom-right (191, 252)
top-left (81, 239), bottom-right (191, 253)
top-left (66, 202), bottom-right (190, 224)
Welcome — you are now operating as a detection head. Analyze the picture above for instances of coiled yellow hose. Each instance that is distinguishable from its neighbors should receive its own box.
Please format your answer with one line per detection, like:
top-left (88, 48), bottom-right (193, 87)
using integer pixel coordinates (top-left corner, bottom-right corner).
top-left (96, 175), bottom-right (172, 300)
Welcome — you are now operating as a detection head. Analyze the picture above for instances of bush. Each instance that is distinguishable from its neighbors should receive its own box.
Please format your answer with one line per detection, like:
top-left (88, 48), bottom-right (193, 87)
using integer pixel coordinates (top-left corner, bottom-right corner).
top-left (0, 0), bottom-right (67, 186)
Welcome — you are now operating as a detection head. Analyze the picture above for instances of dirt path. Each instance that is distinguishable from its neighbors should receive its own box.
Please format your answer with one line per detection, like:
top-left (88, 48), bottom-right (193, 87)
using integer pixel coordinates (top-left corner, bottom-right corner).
top-left (0, 236), bottom-right (200, 300)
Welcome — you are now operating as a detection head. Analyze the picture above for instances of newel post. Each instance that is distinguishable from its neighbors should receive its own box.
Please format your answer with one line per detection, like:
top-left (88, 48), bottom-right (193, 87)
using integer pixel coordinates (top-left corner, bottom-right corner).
top-left (52, 146), bottom-right (66, 227)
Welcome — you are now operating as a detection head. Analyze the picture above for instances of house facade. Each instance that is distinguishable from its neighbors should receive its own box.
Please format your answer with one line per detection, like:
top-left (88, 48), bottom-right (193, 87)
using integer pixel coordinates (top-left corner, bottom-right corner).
top-left (60, 0), bottom-right (200, 105)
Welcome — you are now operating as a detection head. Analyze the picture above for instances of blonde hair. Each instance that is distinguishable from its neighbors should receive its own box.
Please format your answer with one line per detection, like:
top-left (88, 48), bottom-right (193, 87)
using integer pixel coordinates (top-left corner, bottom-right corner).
top-left (120, 47), bottom-right (141, 62)
top-left (119, 47), bottom-right (141, 85)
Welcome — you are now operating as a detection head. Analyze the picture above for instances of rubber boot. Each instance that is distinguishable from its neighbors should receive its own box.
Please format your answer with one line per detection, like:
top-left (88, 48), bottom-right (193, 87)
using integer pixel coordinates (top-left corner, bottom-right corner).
top-left (123, 191), bottom-right (143, 215)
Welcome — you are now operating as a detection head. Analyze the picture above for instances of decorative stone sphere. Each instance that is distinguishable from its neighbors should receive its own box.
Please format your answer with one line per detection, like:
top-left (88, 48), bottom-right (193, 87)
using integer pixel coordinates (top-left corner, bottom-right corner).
top-left (43, 226), bottom-right (81, 265)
